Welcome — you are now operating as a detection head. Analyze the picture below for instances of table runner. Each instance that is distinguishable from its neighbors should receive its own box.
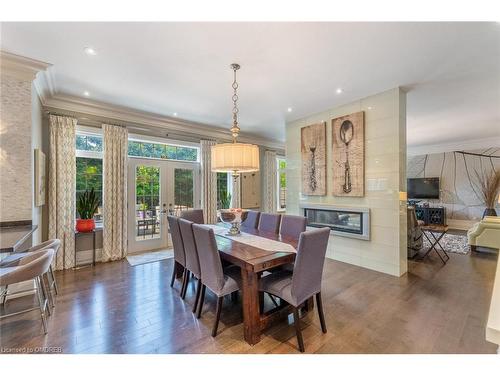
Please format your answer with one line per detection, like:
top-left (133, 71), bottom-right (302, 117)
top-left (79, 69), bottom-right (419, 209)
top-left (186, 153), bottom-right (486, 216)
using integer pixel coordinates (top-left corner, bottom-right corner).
top-left (203, 224), bottom-right (296, 254)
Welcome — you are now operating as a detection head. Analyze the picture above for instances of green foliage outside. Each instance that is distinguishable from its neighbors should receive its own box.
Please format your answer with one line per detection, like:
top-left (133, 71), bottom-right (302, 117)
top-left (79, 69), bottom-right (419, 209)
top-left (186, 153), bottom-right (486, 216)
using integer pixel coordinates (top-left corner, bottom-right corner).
top-left (76, 188), bottom-right (100, 219)
top-left (76, 157), bottom-right (103, 212)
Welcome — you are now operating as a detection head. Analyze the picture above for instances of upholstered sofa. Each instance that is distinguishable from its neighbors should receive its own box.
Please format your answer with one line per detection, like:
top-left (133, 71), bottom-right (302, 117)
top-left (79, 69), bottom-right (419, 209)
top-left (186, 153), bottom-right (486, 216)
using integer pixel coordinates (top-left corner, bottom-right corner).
top-left (467, 216), bottom-right (500, 251)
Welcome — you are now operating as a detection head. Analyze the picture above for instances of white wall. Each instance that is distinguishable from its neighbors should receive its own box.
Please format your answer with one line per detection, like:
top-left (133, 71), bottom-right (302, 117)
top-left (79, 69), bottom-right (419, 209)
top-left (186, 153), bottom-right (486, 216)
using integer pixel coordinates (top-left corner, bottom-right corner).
top-left (286, 88), bottom-right (407, 276)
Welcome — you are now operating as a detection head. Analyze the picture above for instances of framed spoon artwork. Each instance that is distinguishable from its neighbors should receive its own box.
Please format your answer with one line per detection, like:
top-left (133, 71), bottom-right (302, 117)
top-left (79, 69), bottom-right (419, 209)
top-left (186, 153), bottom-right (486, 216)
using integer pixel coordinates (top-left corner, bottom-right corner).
top-left (332, 111), bottom-right (365, 197)
top-left (301, 122), bottom-right (326, 195)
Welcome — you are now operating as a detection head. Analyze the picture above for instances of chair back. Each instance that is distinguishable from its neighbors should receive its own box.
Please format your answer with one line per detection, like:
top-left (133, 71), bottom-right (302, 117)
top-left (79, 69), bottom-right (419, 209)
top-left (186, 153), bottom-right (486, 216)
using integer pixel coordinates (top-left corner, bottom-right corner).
top-left (26, 238), bottom-right (61, 254)
top-left (178, 218), bottom-right (201, 278)
top-left (192, 224), bottom-right (225, 293)
top-left (0, 248), bottom-right (54, 286)
top-left (242, 210), bottom-right (260, 230)
top-left (180, 209), bottom-right (205, 224)
top-left (280, 215), bottom-right (307, 240)
top-left (258, 213), bottom-right (281, 234)
top-left (291, 227), bottom-right (330, 305)
top-left (167, 215), bottom-right (185, 266)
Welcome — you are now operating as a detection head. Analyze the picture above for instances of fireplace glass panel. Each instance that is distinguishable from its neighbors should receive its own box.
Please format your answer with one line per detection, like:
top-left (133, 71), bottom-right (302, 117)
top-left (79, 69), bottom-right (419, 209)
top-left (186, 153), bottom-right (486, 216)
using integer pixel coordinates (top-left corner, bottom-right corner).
top-left (304, 208), bottom-right (363, 235)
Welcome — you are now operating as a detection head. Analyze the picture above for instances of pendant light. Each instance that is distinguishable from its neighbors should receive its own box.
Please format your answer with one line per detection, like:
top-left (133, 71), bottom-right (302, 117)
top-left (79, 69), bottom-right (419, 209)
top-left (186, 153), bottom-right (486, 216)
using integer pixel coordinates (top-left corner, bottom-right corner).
top-left (211, 63), bottom-right (260, 178)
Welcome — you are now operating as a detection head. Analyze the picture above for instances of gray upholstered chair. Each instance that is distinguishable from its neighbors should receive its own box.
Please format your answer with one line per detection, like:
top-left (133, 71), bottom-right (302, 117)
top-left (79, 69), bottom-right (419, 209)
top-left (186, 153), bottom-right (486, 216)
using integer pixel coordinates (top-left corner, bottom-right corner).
top-left (178, 218), bottom-right (202, 312)
top-left (0, 248), bottom-right (54, 334)
top-left (180, 209), bottom-right (205, 224)
top-left (259, 227), bottom-right (330, 352)
top-left (1, 239), bottom-right (61, 309)
top-left (192, 224), bottom-right (241, 337)
top-left (241, 210), bottom-right (260, 230)
top-left (167, 215), bottom-right (188, 296)
top-left (280, 215), bottom-right (307, 241)
top-left (407, 206), bottom-right (424, 258)
top-left (258, 213), bottom-right (281, 234)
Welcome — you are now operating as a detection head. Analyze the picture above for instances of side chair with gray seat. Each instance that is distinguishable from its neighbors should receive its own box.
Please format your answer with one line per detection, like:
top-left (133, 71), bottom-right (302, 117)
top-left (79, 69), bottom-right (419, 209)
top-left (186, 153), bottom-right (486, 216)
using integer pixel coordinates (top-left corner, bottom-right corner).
top-left (241, 210), bottom-right (260, 230)
top-left (259, 227), bottom-right (330, 352)
top-left (0, 248), bottom-right (55, 334)
top-left (258, 213), bottom-right (281, 234)
top-left (1, 238), bottom-right (61, 309)
top-left (180, 209), bottom-right (205, 224)
top-left (277, 215), bottom-right (307, 273)
top-left (178, 218), bottom-right (203, 312)
top-left (192, 224), bottom-right (242, 337)
top-left (167, 215), bottom-right (188, 296)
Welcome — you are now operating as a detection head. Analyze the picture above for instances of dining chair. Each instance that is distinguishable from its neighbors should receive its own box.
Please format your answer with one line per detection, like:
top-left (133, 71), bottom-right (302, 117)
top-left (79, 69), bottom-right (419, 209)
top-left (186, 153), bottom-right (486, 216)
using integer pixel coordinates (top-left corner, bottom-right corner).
top-left (280, 215), bottom-right (307, 241)
top-left (180, 209), bottom-right (205, 224)
top-left (241, 210), bottom-right (260, 230)
top-left (258, 213), bottom-right (281, 234)
top-left (0, 248), bottom-right (55, 334)
top-left (1, 239), bottom-right (61, 309)
top-left (178, 218), bottom-right (203, 312)
top-left (192, 224), bottom-right (241, 337)
top-left (167, 215), bottom-right (188, 296)
top-left (259, 227), bottom-right (330, 352)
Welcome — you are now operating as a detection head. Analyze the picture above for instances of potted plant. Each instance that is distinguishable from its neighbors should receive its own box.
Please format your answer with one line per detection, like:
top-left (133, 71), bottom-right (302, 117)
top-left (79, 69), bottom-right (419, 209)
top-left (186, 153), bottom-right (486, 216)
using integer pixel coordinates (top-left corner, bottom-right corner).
top-left (76, 188), bottom-right (100, 232)
top-left (475, 169), bottom-right (500, 218)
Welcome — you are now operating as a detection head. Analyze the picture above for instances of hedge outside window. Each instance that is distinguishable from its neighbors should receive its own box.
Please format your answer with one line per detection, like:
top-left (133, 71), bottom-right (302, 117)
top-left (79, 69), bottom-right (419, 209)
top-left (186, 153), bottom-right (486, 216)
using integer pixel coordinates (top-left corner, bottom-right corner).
top-left (277, 158), bottom-right (286, 210)
top-left (128, 140), bottom-right (198, 161)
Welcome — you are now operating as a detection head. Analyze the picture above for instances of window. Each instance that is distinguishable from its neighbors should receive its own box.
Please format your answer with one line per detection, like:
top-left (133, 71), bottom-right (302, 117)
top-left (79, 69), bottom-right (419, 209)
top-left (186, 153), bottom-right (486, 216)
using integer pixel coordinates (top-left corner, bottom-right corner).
top-left (76, 133), bottom-right (103, 222)
top-left (217, 173), bottom-right (231, 209)
top-left (128, 140), bottom-right (198, 162)
top-left (277, 158), bottom-right (286, 210)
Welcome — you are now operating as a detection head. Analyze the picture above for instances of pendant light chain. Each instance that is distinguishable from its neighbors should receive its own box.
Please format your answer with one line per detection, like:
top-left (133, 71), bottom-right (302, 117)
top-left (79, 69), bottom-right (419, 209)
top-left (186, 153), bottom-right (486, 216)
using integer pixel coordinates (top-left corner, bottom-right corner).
top-left (230, 63), bottom-right (241, 142)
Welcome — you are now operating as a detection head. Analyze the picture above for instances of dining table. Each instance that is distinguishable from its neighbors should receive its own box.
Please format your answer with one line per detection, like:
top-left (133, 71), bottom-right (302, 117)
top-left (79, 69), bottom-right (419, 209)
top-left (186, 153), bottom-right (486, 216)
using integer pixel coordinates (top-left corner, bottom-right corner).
top-left (207, 224), bottom-right (313, 345)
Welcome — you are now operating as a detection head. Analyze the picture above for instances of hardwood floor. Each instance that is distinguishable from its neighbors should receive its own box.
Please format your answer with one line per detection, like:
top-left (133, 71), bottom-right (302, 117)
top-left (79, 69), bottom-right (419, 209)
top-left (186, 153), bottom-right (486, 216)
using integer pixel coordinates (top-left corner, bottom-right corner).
top-left (0, 249), bottom-right (497, 354)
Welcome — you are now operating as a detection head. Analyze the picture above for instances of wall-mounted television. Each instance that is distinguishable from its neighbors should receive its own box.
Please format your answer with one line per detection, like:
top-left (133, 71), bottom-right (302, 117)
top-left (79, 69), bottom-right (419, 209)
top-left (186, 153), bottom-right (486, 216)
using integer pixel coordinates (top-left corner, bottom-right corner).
top-left (407, 177), bottom-right (440, 199)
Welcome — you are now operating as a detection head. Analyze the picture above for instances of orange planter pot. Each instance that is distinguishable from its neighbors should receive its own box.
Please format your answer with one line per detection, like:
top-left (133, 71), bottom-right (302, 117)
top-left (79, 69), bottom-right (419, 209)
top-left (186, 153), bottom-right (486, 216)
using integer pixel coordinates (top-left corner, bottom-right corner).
top-left (76, 219), bottom-right (95, 233)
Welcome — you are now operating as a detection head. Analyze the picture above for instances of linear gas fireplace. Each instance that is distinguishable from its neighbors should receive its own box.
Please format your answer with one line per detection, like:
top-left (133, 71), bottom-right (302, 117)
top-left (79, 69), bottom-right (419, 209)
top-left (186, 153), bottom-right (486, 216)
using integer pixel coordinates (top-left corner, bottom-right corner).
top-left (300, 204), bottom-right (370, 240)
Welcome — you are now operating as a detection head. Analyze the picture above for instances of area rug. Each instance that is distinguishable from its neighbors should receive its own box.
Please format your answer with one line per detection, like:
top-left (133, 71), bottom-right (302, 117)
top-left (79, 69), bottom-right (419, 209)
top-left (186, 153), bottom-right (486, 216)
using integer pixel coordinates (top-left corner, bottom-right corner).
top-left (126, 249), bottom-right (174, 266)
top-left (423, 233), bottom-right (469, 255)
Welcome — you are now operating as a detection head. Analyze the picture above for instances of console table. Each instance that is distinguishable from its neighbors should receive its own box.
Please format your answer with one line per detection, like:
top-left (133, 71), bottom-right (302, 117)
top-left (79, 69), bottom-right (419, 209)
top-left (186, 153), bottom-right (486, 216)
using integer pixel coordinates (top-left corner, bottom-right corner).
top-left (415, 207), bottom-right (446, 225)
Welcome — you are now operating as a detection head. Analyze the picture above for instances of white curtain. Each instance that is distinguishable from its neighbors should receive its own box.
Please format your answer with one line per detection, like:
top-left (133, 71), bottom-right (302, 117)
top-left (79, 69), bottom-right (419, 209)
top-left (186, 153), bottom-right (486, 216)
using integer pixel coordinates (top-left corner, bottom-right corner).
top-left (231, 174), bottom-right (241, 208)
top-left (48, 115), bottom-right (77, 270)
top-left (200, 140), bottom-right (218, 224)
top-left (263, 150), bottom-right (277, 213)
top-left (102, 124), bottom-right (128, 262)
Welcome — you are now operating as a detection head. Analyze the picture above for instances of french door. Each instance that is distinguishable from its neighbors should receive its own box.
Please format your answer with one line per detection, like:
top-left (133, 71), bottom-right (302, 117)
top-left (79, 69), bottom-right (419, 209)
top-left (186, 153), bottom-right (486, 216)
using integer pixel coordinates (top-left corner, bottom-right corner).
top-left (127, 158), bottom-right (200, 253)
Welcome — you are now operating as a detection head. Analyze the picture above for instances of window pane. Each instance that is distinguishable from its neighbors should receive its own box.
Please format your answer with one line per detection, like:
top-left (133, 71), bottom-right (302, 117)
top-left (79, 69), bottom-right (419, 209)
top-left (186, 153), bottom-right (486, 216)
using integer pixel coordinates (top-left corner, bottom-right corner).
top-left (217, 173), bottom-right (230, 209)
top-left (128, 140), bottom-right (198, 161)
top-left (75, 157), bottom-right (103, 221)
top-left (279, 159), bottom-right (286, 170)
top-left (135, 165), bottom-right (161, 240)
top-left (76, 134), bottom-right (103, 152)
top-left (174, 169), bottom-right (194, 215)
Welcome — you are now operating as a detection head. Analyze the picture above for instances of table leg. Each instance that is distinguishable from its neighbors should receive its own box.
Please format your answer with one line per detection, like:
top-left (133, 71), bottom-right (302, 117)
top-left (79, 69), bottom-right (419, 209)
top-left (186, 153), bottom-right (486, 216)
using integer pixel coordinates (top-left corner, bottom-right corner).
top-left (430, 231), bottom-right (449, 264)
top-left (92, 231), bottom-right (96, 266)
top-left (241, 267), bottom-right (261, 345)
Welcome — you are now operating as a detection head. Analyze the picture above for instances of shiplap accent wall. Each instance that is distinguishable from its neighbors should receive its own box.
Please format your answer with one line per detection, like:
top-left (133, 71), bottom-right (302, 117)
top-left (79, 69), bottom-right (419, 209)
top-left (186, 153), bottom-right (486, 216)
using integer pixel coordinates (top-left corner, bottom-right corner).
top-left (286, 88), bottom-right (408, 276)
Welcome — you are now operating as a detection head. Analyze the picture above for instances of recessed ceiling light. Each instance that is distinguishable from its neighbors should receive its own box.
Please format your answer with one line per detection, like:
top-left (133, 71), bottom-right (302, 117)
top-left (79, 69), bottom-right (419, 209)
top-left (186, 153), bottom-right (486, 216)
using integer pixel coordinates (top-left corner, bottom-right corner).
top-left (336, 88), bottom-right (343, 94)
top-left (173, 112), bottom-right (178, 117)
top-left (84, 47), bottom-right (97, 56)
top-left (368, 106), bottom-right (373, 110)
top-left (83, 91), bottom-right (90, 97)
top-left (287, 107), bottom-right (293, 112)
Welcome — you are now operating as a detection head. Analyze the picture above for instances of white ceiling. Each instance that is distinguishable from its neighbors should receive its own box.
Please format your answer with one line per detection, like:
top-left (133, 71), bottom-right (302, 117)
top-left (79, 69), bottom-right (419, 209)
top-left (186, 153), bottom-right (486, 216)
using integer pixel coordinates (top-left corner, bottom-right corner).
top-left (1, 22), bottom-right (499, 146)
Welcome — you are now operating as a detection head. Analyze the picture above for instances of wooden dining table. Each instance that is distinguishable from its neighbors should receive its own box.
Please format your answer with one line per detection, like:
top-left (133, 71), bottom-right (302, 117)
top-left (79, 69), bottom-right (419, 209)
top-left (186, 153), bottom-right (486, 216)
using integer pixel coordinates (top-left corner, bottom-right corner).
top-left (212, 225), bottom-right (312, 345)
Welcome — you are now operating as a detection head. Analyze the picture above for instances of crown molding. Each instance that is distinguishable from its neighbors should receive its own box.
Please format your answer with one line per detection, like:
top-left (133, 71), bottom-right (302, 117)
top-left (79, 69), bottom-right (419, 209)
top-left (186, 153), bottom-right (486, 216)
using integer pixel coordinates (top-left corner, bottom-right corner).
top-left (43, 93), bottom-right (285, 151)
top-left (0, 50), bottom-right (51, 81)
top-left (407, 136), bottom-right (500, 156)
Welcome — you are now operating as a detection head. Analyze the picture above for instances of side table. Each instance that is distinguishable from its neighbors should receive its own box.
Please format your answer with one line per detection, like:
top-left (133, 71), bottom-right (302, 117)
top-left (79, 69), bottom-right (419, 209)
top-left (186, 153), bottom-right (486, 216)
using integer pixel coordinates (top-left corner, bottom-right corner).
top-left (74, 229), bottom-right (96, 268)
top-left (420, 224), bottom-right (450, 264)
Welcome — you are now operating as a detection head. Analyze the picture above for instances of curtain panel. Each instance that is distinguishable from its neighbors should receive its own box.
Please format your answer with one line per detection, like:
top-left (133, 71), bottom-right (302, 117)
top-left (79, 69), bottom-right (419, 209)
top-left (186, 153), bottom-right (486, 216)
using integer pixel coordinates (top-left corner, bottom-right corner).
top-left (263, 150), bottom-right (277, 213)
top-left (200, 140), bottom-right (218, 224)
top-left (48, 115), bottom-right (77, 270)
top-left (102, 124), bottom-right (128, 262)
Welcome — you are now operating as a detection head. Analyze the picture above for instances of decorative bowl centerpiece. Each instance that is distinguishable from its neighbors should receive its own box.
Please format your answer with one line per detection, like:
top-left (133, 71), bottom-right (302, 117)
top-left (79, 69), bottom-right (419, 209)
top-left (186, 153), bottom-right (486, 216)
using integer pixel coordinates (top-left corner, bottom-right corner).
top-left (218, 208), bottom-right (249, 236)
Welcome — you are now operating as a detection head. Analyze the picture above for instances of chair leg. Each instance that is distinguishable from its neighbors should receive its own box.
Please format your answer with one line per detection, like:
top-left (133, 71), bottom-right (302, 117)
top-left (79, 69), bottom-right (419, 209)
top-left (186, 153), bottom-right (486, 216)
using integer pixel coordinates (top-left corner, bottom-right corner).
top-left (1, 285), bottom-right (8, 306)
top-left (193, 279), bottom-right (202, 313)
top-left (38, 275), bottom-right (52, 316)
top-left (268, 294), bottom-right (279, 308)
top-left (170, 266), bottom-right (177, 287)
top-left (35, 277), bottom-right (48, 334)
top-left (212, 296), bottom-right (223, 337)
top-left (181, 270), bottom-right (190, 299)
top-left (196, 284), bottom-right (206, 319)
top-left (43, 273), bottom-right (55, 309)
top-left (49, 265), bottom-right (59, 295)
top-left (293, 307), bottom-right (305, 352)
top-left (316, 292), bottom-right (327, 333)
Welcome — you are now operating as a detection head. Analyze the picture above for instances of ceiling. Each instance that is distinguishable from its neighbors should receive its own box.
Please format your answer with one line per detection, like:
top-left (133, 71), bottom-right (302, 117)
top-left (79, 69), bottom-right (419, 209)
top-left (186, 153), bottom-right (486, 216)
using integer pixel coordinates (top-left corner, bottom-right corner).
top-left (1, 22), bottom-right (499, 147)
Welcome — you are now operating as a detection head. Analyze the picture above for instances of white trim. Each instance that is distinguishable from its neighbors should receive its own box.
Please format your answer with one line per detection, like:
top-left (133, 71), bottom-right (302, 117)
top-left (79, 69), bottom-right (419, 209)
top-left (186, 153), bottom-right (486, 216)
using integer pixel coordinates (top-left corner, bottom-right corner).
top-left (0, 50), bottom-right (51, 81)
top-left (43, 93), bottom-right (285, 151)
top-left (408, 137), bottom-right (500, 156)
